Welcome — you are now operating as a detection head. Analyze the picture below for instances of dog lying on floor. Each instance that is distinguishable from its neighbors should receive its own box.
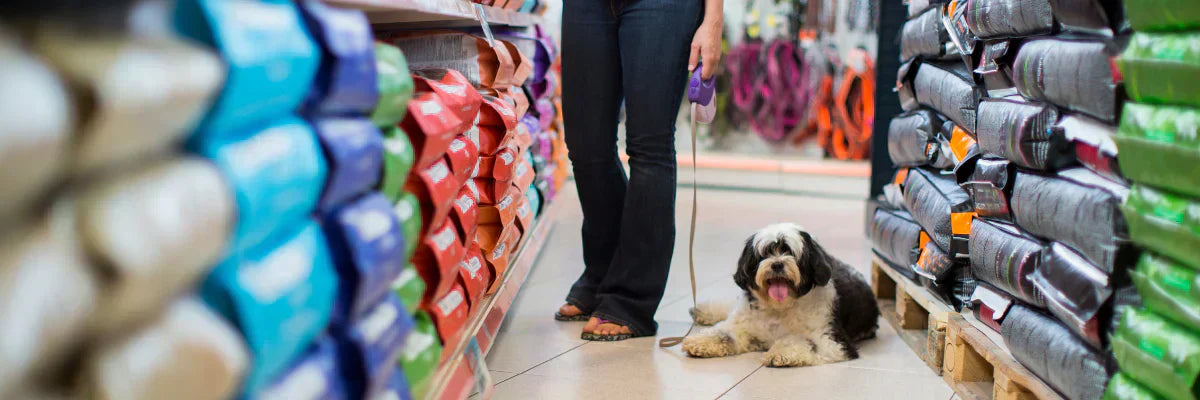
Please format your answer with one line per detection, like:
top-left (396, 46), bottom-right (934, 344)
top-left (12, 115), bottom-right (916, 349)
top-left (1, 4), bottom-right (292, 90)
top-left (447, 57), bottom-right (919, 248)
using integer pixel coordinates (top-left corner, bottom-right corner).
top-left (682, 223), bottom-right (879, 367)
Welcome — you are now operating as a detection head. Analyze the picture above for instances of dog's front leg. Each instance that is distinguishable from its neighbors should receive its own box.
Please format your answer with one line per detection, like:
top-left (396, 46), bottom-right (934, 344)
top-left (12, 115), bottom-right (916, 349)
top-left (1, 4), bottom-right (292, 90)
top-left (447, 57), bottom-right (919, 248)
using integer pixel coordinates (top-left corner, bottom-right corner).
top-left (681, 327), bottom-right (753, 358)
top-left (762, 335), bottom-right (823, 367)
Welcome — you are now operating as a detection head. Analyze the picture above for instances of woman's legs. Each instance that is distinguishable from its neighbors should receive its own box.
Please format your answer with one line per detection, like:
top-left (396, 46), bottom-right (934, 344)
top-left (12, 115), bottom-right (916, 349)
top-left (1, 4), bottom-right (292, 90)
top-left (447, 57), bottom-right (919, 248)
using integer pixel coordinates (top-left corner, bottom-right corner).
top-left (588, 0), bottom-right (703, 337)
top-left (561, 0), bottom-right (626, 315)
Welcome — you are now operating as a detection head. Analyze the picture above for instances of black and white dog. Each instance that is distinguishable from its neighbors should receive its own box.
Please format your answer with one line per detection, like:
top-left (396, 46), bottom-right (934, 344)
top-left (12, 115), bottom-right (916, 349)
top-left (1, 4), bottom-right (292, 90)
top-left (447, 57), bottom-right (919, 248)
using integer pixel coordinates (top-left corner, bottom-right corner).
top-left (681, 223), bottom-right (879, 367)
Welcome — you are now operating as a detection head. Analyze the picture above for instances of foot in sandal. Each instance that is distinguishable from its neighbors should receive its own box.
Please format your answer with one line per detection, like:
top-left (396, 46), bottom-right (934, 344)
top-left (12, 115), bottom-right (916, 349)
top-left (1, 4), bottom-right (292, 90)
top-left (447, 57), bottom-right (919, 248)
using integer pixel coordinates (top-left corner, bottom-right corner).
top-left (554, 303), bottom-right (589, 321)
top-left (580, 317), bottom-right (633, 341)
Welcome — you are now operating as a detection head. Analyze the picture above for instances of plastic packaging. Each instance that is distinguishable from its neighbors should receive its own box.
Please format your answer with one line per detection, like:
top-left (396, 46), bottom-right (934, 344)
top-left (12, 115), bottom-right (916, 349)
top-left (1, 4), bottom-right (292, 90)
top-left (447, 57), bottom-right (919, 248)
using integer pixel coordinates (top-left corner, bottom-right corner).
top-left (380, 370), bottom-right (415, 400)
top-left (192, 117), bottom-right (327, 252)
top-left (901, 7), bottom-right (949, 61)
top-left (406, 159), bottom-right (461, 234)
top-left (400, 92), bottom-right (463, 170)
top-left (258, 337), bottom-right (347, 400)
top-left (918, 261), bottom-right (975, 311)
top-left (380, 126), bottom-right (416, 202)
top-left (394, 192), bottom-right (423, 260)
top-left (1014, 39), bottom-right (1119, 122)
top-left (912, 62), bottom-right (982, 134)
top-left (1002, 303), bottom-right (1113, 400)
top-left (1047, 0), bottom-right (1125, 35)
top-left (868, 208), bottom-right (922, 279)
top-left (450, 187), bottom-right (479, 246)
top-left (967, 0), bottom-right (1054, 38)
top-left (412, 219), bottom-right (466, 304)
top-left (200, 221), bottom-right (338, 394)
top-left (79, 157), bottom-right (233, 334)
top-left (962, 158), bottom-right (1016, 221)
top-left (1111, 308), bottom-right (1200, 400)
top-left (445, 135), bottom-right (481, 185)
top-left (0, 44), bottom-right (71, 223)
top-left (411, 69), bottom-right (483, 133)
top-left (969, 219), bottom-right (1048, 307)
top-left (888, 110), bottom-right (949, 168)
top-left (84, 299), bottom-right (248, 400)
top-left (298, 0), bottom-right (378, 116)
top-left (1122, 185), bottom-right (1200, 271)
top-left (370, 43), bottom-right (415, 128)
top-left (173, 0), bottom-right (319, 136)
top-left (913, 238), bottom-right (957, 282)
top-left (323, 193), bottom-right (407, 322)
top-left (338, 294), bottom-right (414, 399)
top-left (458, 245), bottom-right (492, 307)
top-left (429, 283), bottom-right (469, 344)
top-left (312, 117), bottom-right (384, 212)
top-left (0, 205), bottom-right (99, 393)
top-left (33, 30), bottom-right (223, 172)
top-left (903, 168), bottom-right (973, 258)
top-left (1123, 0), bottom-right (1200, 32)
top-left (391, 267), bottom-right (426, 315)
top-left (976, 98), bottom-right (1072, 170)
top-left (400, 312), bottom-right (442, 399)
top-left (1031, 242), bottom-right (1114, 349)
top-left (1115, 103), bottom-right (1200, 198)
top-left (1119, 32), bottom-right (1200, 108)
top-left (386, 31), bottom-right (515, 88)
top-left (971, 283), bottom-right (1015, 333)
top-left (1011, 168), bottom-right (1132, 272)
top-left (1059, 114), bottom-right (1123, 182)
top-left (1104, 372), bottom-right (1163, 400)
top-left (1131, 253), bottom-right (1200, 333)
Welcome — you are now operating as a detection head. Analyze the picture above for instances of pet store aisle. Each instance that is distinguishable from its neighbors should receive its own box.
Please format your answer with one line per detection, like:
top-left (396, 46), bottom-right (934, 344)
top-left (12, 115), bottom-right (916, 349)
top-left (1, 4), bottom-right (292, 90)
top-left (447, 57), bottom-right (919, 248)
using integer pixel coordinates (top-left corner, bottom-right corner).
top-left (478, 175), bottom-right (954, 399)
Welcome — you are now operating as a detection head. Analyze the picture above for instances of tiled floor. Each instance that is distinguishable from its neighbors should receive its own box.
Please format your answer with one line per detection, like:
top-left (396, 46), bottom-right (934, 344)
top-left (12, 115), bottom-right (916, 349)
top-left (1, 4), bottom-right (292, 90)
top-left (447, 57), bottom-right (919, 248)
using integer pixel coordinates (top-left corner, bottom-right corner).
top-left (479, 174), bottom-right (954, 400)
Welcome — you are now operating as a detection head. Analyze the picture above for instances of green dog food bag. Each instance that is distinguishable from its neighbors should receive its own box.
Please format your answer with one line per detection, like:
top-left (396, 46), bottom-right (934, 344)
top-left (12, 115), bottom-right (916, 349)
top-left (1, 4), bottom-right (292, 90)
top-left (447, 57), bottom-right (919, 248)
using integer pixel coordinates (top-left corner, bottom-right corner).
top-left (1105, 372), bottom-right (1166, 400)
top-left (1120, 32), bottom-right (1200, 108)
top-left (1121, 185), bottom-right (1200, 271)
top-left (400, 311), bottom-right (442, 399)
top-left (371, 42), bottom-right (414, 128)
top-left (1116, 103), bottom-right (1200, 198)
top-left (1112, 308), bottom-right (1200, 400)
top-left (1132, 253), bottom-right (1200, 332)
top-left (1124, 0), bottom-right (1200, 33)
top-left (391, 266), bottom-right (426, 315)
top-left (381, 126), bottom-right (416, 202)
top-left (394, 192), bottom-right (423, 260)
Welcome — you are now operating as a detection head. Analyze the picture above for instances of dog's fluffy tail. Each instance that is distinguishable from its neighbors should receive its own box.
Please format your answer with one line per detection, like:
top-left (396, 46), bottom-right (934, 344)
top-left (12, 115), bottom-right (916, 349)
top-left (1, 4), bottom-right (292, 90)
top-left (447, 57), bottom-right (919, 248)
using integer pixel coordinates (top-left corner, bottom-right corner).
top-left (689, 300), bottom-right (733, 326)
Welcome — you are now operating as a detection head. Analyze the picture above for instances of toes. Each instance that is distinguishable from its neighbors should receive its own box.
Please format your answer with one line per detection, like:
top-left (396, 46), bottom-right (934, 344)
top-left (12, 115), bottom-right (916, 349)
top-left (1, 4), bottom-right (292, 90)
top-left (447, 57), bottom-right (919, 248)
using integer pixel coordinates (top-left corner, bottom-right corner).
top-left (582, 317), bottom-right (600, 334)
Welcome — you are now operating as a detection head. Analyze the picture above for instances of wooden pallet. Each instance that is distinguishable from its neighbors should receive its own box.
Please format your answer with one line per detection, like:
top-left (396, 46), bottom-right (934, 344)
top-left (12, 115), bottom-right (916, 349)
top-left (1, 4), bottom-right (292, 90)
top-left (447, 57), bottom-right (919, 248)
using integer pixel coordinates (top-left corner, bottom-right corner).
top-left (870, 255), bottom-right (953, 375)
top-left (943, 314), bottom-right (1065, 400)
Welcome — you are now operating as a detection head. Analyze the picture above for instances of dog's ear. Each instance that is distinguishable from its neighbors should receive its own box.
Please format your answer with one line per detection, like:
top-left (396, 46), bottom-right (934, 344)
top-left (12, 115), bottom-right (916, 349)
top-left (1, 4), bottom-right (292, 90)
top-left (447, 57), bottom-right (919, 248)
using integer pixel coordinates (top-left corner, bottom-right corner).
top-left (734, 236), bottom-right (758, 292)
top-left (799, 231), bottom-right (833, 287)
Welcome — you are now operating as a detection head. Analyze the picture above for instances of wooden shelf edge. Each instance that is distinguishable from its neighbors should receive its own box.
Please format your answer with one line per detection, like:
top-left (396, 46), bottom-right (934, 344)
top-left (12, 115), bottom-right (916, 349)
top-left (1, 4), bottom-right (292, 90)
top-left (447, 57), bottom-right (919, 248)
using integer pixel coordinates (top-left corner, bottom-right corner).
top-left (871, 254), bottom-right (954, 323)
top-left (423, 197), bottom-right (563, 400)
top-left (946, 314), bottom-right (1066, 400)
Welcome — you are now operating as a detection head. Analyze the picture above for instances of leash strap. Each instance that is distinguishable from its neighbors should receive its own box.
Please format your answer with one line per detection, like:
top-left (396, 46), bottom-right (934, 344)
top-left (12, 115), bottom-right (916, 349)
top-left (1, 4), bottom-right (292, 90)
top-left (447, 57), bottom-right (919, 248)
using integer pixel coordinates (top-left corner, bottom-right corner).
top-left (658, 102), bottom-right (701, 348)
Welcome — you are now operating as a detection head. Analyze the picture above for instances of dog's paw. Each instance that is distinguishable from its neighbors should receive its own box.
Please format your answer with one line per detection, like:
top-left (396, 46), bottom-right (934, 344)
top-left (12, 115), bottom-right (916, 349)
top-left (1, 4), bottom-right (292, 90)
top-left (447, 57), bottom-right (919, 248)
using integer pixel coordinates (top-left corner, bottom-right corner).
top-left (689, 301), bottom-right (731, 326)
top-left (681, 335), bottom-right (732, 358)
top-left (761, 349), bottom-right (813, 368)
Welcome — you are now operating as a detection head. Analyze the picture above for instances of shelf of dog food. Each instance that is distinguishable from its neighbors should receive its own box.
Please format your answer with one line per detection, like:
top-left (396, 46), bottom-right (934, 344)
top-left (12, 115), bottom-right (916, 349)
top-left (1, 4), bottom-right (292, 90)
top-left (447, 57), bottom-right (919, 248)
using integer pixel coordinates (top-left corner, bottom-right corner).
top-left (0, 0), bottom-right (565, 399)
top-left (870, 0), bottom-right (1200, 398)
top-left (327, 0), bottom-right (543, 27)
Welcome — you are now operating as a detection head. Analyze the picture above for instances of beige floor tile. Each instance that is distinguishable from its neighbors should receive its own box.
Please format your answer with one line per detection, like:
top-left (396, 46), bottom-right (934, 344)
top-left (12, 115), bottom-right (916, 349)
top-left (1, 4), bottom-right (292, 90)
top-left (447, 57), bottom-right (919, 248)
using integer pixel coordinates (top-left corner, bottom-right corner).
top-left (723, 364), bottom-right (952, 400)
top-left (526, 341), bottom-right (762, 396)
top-left (485, 318), bottom-right (586, 373)
top-left (838, 319), bottom-right (937, 373)
top-left (489, 372), bottom-right (721, 400)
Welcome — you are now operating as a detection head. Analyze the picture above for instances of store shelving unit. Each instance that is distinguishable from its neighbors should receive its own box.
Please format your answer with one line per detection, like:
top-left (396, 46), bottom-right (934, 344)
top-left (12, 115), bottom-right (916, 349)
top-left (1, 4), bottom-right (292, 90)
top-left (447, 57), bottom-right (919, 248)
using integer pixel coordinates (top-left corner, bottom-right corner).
top-left (327, 0), bottom-right (540, 27)
top-left (320, 2), bottom-right (555, 398)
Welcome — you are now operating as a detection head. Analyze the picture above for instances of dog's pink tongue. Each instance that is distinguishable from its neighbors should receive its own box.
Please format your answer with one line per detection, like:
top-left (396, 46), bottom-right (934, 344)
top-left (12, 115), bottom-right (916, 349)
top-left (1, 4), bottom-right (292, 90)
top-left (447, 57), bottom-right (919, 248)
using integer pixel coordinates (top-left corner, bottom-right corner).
top-left (768, 282), bottom-right (789, 302)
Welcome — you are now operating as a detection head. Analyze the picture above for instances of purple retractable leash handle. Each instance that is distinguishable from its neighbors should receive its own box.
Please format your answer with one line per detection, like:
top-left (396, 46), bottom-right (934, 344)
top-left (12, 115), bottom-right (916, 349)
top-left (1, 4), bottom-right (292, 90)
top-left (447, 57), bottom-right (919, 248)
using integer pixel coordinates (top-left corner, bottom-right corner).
top-left (661, 64), bottom-right (716, 349)
top-left (688, 63), bottom-right (718, 123)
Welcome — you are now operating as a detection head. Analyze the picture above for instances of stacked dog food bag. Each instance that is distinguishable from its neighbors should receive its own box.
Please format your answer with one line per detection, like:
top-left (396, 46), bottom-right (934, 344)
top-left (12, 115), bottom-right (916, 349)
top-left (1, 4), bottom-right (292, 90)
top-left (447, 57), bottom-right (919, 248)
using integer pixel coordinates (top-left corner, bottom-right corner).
top-left (1102, 2), bottom-right (1200, 399)
top-left (869, 0), bottom-right (981, 313)
top-left (877, 0), bottom-right (1147, 398)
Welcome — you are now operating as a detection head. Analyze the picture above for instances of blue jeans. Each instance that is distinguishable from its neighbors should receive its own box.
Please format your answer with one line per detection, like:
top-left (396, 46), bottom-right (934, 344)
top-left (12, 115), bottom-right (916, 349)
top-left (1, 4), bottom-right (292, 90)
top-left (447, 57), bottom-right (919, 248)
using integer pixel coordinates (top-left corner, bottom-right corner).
top-left (561, 0), bottom-right (703, 336)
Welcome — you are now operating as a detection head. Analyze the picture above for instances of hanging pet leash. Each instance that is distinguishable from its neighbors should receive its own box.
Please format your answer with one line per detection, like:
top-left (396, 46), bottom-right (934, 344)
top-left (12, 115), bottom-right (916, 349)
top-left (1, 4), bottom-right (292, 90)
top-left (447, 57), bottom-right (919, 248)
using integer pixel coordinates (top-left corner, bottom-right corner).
top-left (659, 64), bottom-right (715, 348)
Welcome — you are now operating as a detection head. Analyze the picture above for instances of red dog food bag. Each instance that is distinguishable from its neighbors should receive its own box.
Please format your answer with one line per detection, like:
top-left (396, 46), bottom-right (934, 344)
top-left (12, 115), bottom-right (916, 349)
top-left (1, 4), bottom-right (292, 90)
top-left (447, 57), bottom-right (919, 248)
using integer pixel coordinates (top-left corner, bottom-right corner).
top-left (427, 283), bottom-right (468, 344)
top-left (449, 186), bottom-right (479, 246)
top-left (385, 31), bottom-right (510, 89)
top-left (470, 178), bottom-right (500, 206)
top-left (456, 245), bottom-right (491, 307)
top-left (514, 191), bottom-right (535, 237)
top-left (412, 219), bottom-right (466, 304)
top-left (405, 158), bottom-right (460, 233)
top-left (444, 135), bottom-right (479, 184)
top-left (510, 154), bottom-right (535, 193)
top-left (499, 40), bottom-right (533, 86)
top-left (478, 184), bottom-right (521, 225)
top-left (412, 69), bottom-right (481, 132)
top-left (478, 95), bottom-right (519, 132)
top-left (509, 86), bottom-right (530, 118)
top-left (400, 92), bottom-right (461, 169)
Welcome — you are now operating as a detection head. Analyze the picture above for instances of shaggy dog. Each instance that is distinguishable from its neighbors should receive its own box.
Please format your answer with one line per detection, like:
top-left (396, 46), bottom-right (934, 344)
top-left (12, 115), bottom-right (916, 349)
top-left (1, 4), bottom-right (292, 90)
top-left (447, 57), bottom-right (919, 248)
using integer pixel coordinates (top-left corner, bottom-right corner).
top-left (681, 223), bottom-right (879, 367)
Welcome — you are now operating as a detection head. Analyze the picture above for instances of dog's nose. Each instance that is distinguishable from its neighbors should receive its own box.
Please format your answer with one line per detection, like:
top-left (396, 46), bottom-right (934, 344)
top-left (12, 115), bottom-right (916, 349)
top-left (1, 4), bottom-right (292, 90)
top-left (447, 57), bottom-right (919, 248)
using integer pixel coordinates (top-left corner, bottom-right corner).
top-left (771, 263), bottom-right (784, 272)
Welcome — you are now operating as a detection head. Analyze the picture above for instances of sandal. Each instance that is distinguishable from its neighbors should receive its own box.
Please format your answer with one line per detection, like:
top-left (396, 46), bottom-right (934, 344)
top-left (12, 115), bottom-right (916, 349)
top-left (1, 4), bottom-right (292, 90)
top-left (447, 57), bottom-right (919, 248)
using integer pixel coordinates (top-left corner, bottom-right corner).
top-left (580, 318), bottom-right (633, 341)
top-left (554, 303), bottom-right (590, 322)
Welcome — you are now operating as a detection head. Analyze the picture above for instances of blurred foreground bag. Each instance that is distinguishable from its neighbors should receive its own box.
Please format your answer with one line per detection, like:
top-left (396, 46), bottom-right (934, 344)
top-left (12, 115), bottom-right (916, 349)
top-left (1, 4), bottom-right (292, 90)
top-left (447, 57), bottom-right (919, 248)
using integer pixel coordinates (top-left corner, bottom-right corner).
top-left (962, 158), bottom-right (1016, 221)
top-left (1111, 308), bottom-right (1200, 400)
top-left (1105, 372), bottom-right (1161, 400)
top-left (967, 0), bottom-right (1054, 38)
top-left (1122, 185), bottom-right (1200, 271)
top-left (1030, 243), bottom-right (1115, 349)
top-left (1116, 103), bottom-right (1200, 198)
top-left (1123, 0), bottom-right (1200, 31)
top-left (1002, 303), bottom-right (1113, 400)
top-left (1120, 32), bottom-right (1200, 108)
top-left (1130, 253), bottom-right (1200, 333)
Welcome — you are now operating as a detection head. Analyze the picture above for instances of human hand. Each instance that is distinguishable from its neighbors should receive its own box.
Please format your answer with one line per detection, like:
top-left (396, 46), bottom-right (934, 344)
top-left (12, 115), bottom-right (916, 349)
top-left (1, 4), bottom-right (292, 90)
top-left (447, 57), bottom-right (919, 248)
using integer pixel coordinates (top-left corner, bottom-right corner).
top-left (688, 18), bottom-right (723, 80)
